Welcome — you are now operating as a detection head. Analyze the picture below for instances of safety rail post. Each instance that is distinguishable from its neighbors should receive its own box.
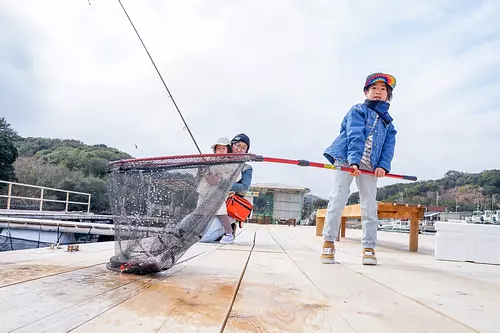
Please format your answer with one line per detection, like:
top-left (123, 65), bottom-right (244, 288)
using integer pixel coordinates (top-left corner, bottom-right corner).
top-left (87, 194), bottom-right (91, 213)
top-left (7, 183), bottom-right (12, 210)
top-left (39, 188), bottom-right (44, 211)
top-left (65, 192), bottom-right (70, 212)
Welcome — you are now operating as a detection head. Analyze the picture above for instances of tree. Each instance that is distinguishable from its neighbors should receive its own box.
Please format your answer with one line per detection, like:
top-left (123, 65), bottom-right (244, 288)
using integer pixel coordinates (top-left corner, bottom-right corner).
top-left (313, 198), bottom-right (329, 209)
top-left (0, 117), bottom-right (20, 141)
top-left (12, 136), bottom-right (133, 213)
top-left (0, 118), bottom-right (19, 181)
top-left (444, 170), bottom-right (463, 179)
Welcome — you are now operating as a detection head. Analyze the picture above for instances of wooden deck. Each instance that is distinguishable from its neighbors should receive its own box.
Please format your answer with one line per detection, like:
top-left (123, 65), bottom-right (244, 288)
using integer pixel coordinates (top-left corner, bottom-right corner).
top-left (1, 224), bottom-right (499, 332)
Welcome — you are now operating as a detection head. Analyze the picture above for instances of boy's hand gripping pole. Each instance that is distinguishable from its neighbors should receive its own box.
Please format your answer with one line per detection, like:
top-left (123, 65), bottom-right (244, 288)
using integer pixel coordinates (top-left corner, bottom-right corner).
top-left (251, 155), bottom-right (417, 181)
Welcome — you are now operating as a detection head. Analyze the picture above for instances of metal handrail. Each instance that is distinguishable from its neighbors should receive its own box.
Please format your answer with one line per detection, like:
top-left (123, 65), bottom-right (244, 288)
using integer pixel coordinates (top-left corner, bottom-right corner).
top-left (0, 180), bottom-right (91, 213)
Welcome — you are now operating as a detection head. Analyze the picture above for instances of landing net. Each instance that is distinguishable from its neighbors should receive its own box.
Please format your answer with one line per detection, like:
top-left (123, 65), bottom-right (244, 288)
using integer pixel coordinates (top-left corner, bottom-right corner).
top-left (106, 154), bottom-right (253, 275)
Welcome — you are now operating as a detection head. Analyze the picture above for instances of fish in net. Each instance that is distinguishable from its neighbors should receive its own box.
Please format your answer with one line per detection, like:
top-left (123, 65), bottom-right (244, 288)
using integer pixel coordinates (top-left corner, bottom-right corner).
top-left (106, 154), bottom-right (254, 275)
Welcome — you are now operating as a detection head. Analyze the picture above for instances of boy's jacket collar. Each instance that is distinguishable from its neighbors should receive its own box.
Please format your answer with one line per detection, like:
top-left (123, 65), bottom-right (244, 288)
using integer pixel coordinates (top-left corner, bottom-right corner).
top-left (364, 99), bottom-right (393, 126)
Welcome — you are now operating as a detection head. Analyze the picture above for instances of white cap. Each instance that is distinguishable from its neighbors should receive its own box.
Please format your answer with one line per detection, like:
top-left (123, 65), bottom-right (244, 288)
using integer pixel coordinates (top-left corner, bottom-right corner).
top-left (210, 137), bottom-right (231, 150)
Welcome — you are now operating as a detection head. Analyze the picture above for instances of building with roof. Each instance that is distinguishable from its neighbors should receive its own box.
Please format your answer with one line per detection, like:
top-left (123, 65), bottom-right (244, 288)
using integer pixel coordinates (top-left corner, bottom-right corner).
top-left (424, 205), bottom-right (446, 222)
top-left (247, 183), bottom-right (310, 223)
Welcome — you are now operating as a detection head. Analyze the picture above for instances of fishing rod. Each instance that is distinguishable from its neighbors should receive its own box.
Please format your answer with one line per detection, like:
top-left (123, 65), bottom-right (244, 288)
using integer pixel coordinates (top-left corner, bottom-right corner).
top-left (117, 0), bottom-right (202, 154)
top-left (112, 153), bottom-right (417, 181)
top-left (251, 155), bottom-right (417, 181)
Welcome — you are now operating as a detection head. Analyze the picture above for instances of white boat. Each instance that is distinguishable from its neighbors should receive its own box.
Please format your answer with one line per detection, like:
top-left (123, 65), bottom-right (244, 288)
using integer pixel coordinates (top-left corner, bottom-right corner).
top-left (491, 210), bottom-right (500, 224)
top-left (466, 211), bottom-right (484, 223)
top-left (482, 210), bottom-right (495, 224)
top-left (464, 210), bottom-right (500, 225)
top-left (378, 219), bottom-right (412, 232)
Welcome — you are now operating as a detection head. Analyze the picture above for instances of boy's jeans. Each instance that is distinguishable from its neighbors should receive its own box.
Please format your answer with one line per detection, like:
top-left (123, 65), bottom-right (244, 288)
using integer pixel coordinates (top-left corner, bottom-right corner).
top-left (322, 163), bottom-right (378, 249)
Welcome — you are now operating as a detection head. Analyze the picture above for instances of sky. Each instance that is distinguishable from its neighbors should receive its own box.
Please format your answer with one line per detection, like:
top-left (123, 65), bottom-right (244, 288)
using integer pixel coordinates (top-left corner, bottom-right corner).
top-left (1, 0), bottom-right (499, 199)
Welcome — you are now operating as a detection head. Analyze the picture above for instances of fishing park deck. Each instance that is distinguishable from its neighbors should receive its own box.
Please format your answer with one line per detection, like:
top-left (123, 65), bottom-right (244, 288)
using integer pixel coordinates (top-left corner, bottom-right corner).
top-left (1, 224), bottom-right (499, 333)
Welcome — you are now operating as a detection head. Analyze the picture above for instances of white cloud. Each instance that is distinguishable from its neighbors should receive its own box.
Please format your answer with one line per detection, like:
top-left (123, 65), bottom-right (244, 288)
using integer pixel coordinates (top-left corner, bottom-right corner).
top-left (2, 0), bottom-right (499, 198)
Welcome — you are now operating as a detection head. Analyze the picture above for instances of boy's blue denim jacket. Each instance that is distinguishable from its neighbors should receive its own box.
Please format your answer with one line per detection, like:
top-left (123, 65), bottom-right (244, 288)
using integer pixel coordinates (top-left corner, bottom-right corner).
top-left (231, 164), bottom-right (253, 196)
top-left (324, 100), bottom-right (397, 172)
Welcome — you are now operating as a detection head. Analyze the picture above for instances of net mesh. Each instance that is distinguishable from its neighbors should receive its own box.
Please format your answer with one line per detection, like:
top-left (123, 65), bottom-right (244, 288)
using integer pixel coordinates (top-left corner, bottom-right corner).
top-left (106, 154), bottom-right (253, 275)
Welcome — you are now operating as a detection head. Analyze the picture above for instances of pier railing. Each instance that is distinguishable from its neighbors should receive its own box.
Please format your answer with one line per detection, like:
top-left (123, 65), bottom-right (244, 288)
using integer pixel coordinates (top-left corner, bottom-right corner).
top-left (0, 180), bottom-right (91, 213)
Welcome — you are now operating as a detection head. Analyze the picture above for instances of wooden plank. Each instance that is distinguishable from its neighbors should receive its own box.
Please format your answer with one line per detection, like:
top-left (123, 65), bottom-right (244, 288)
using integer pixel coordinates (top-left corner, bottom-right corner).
top-left (219, 223), bottom-right (257, 252)
top-left (0, 241), bottom-right (113, 265)
top-left (378, 212), bottom-right (410, 219)
top-left (343, 212), bottom-right (424, 220)
top-left (283, 226), bottom-right (499, 333)
top-left (154, 249), bottom-right (249, 333)
top-left (1, 265), bottom-right (143, 332)
top-left (224, 250), bottom-right (352, 332)
top-left (275, 227), bottom-right (476, 332)
top-left (253, 225), bottom-right (284, 253)
top-left (70, 246), bottom-right (251, 333)
top-left (343, 209), bottom-right (424, 218)
top-left (341, 216), bottom-right (347, 238)
top-left (0, 242), bottom-right (115, 288)
top-left (1, 243), bottom-right (216, 332)
top-left (0, 260), bottom-right (108, 289)
top-left (10, 262), bottom-right (205, 333)
top-left (409, 212), bottom-right (419, 252)
top-left (315, 215), bottom-right (324, 236)
top-left (341, 204), bottom-right (361, 217)
top-left (378, 202), bottom-right (424, 211)
top-left (330, 241), bottom-right (500, 333)
top-left (341, 203), bottom-right (425, 218)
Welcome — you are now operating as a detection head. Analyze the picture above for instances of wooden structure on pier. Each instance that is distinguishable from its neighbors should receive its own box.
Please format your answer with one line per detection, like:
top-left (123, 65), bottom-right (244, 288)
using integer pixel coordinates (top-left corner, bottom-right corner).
top-left (316, 202), bottom-right (425, 252)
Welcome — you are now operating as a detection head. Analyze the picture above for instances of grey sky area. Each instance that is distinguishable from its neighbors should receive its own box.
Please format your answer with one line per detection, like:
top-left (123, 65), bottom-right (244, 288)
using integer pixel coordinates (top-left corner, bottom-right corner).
top-left (2, 0), bottom-right (499, 198)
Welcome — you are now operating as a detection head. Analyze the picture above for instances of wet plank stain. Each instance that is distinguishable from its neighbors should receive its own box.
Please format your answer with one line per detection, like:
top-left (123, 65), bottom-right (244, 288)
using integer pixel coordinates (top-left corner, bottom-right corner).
top-left (70, 249), bottom-right (251, 332)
